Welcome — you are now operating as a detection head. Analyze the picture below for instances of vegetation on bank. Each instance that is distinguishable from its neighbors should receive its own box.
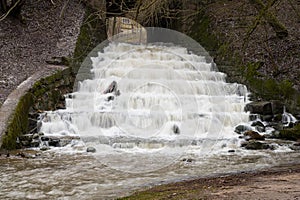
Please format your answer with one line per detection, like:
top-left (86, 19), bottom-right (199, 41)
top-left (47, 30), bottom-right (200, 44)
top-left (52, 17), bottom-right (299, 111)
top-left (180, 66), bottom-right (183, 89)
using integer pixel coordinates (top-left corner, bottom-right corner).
top-left (185, 1), bottom-right (300, 115)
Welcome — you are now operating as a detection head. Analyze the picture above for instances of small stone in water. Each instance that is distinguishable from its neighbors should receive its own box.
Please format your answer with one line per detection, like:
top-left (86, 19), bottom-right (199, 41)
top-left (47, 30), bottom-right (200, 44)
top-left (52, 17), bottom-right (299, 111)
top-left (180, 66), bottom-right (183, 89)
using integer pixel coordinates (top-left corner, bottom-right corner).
top-left (182, 158), bottom-right (194, 162)
top-left (172, 124), bottom-right (180, 135)
top-left (228, 150), bottom-right (235, 153)
top-left (87, 147), bottom-right (96, 153)
top-left (40, 146), bottom-right (50, 151)
top-left (38, 132), bottom-right (44, 136)
top-left (33, 133), bottom-right (40, 139)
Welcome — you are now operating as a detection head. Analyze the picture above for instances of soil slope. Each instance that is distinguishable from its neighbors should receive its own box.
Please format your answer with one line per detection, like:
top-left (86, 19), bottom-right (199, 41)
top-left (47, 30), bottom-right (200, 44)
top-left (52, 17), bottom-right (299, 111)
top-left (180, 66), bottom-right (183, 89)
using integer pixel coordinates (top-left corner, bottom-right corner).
top-left (0, 0), bottom-right (85, 105)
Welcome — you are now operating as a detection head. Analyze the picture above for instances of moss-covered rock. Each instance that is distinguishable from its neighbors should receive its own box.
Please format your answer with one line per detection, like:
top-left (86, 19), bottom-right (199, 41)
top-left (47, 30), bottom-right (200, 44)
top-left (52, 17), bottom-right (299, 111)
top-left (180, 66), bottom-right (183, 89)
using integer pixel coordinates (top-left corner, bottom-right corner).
top-left (2, 93), bottom-right (33, 150)
top-left (241, 141), bottom-right (271, 150)
top-left (277, 124), bottom-right (300, 141)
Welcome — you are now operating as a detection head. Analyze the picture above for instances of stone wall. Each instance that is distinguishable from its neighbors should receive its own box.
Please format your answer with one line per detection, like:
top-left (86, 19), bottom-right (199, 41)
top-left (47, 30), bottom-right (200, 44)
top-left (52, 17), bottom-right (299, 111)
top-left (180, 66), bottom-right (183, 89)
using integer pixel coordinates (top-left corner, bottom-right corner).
top-left (0, 66), bottom-right (75, 150)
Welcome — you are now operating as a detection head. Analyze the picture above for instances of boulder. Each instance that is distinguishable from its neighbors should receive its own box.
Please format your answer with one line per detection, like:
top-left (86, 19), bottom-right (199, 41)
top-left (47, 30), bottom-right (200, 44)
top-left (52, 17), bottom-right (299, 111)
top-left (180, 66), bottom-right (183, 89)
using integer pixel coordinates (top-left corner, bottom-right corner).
top-left (251, 120), bottom-right (266, 132)
top-left (30, 139), bottom-right (40, 147)
top-left (261, 115), bottom-right (273, 122)
top-left (244, 130), bottom-right (265, 140)
top-left (290, 143), bottom-right (300, 151)
top-left (270, 100), bottom-right (284, 115)
top-left (19, 134), bottom-right (33, 142)
top-left (106, 95), bottom-right (114, 101)
top-left (255, 126), bottom-right (266, 133)
top-left (249, 114), bottom-right (260, 121)
top-left (48, 138), bottom-right (61, 147)
top-left (32, 133), bottom-right (40, 139)
top-left (172, 124), bottom-right (180, 135)
top-left (103, 81), bottom-right (117, 94)
top-left (277, 125), bottom-right (300, 141)
top-left (87, 147), bottom-right (96, 153)
top-left (251, 121), bottom-right (265, 127)
top-left (241, 141), bottom-right (271, 150)
top-left (245, 101), bottom-right (272, 115)
top-left (234, 124), bottom-right (252, 134)
top-left (40, 146), bottom-right (50, 151)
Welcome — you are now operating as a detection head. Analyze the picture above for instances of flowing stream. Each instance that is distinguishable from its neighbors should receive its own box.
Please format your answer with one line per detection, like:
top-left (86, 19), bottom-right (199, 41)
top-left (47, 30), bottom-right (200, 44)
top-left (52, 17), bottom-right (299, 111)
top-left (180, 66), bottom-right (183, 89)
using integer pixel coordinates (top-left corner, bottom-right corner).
top-left (1, 42), bottom-right (299, 199)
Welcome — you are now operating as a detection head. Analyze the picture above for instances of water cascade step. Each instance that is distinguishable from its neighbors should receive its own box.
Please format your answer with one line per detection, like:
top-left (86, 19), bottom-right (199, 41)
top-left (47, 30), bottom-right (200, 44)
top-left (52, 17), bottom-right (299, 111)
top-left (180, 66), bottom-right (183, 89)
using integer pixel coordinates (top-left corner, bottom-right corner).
top-left (39, 42), bottom-right (249, 172)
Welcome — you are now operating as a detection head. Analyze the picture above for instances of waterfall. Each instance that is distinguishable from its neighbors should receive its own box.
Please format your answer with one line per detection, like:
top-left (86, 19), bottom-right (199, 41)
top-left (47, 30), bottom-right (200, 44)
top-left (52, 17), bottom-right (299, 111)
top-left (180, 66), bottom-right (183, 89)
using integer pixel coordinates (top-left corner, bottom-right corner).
top-left (39, 42), bottom-right (250, 172)
top-left (282, 106), bottom-right (298, 127)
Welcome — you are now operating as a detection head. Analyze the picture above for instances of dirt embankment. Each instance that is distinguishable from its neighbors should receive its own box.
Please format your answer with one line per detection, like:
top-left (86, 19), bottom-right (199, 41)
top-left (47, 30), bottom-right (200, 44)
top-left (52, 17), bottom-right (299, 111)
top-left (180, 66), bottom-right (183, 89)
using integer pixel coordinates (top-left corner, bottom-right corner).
top-left (0, 0), bottom-right (85, 105)
top-left (122, 163), bottom-right (300, 200)
top-left (206, 0), bottom-right (300, 89)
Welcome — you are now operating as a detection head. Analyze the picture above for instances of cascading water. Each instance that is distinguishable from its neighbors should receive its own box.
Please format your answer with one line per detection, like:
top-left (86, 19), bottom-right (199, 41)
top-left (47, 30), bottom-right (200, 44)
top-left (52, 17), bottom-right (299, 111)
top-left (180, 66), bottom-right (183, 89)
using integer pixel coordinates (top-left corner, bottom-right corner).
top-left (39, 42), bottom-right (250, 172)
top-left (2, 30), bottom-right (300, 199)
top-left (282, 106), bottom-right (298, 127)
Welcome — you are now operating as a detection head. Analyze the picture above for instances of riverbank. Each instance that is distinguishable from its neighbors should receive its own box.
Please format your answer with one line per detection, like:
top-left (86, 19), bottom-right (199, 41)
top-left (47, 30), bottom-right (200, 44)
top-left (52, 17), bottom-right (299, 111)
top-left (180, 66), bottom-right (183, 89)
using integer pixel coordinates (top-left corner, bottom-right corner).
top-left (121, 163), bottom-right (300, 200)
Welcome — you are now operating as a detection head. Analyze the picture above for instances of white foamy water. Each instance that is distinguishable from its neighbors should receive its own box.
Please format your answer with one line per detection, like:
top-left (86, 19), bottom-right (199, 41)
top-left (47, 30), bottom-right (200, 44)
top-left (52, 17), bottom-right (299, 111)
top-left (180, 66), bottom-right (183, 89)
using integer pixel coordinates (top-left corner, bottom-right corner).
top-left (40, 43), bottom-right (250, 169)
top-left (42, 43), bottom-right (249, 134)
top-left (3, 42), bottom-right (297, 199)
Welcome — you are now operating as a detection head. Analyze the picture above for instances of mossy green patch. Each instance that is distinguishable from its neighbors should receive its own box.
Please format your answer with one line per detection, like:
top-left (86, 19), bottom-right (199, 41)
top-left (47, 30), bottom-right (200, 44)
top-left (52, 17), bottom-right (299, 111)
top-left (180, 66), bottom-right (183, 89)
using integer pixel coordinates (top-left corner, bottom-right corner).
top-left (240, 62), bottom-right (300, 113)
top-left (72, 6), bottom-right (107, 74)
top-left (2, 93), bottom-right (33, 150)
top-left (118, 185), bottom-right (213, 200)
top-left (278, 124), bottom-right (300, 141)
top-left (189, 13), bottom-right (219, 56)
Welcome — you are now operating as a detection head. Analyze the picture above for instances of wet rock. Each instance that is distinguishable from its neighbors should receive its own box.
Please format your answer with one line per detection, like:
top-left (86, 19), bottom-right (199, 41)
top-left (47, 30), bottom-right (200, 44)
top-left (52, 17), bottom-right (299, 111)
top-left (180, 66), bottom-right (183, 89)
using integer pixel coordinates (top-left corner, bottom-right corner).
top-left (244, 130), bottom-right (265, 141)
top-left (264, 133), bottom-right (273, 139)
top-left (251, 121), bottom-right (265, 127)
top-left (30, 139), bottom-right (40, 147)
top-left (241, 141), bottom-right (271, 150)
top-left (277, 125), bottom-right (300, 141)
top-left (16, 152), bottom-right (26, 158)
top-left (40, 146), bottom-right (50, 151)
top-left (173, 124), bottom-right (180, 135)
top-left (41, 136), bottom-right (50, 141)
top-left (103, 81), bottom-right (117, 94)
top-left (48, 138), bottom-right (61, 147)
top-left (251, 120), bottom-right (266, 132)
top-left (182, 158), bottom-right (194, 162)
top-left (245, 101), bottom-right (272, 115)
top-left (46, 56), bottom-right (69, 65)
top-left (228, 149), bottom-right (235, 153)
top-left (249, 114), bottom-right (260, 121)
top-left (234, 124), bottom-right (252, 134)
top-left (270, 100), bottom-right (284, 115)
top-left (261, 115), bottom-right (273, 122)
top-left (19, 134), bottom-right (33, 142)
top-left (290, 143), bottom-right (300, 151)
top-left (21, 140), bottom-right (31, 147)
top-left (59, 139), bottom-right (73, 147)
top-left (269, 122), bottom-right (284, 131)
top-left (32, 133), bottom-right (40, 139)
top-left (255, 126), bottom-right (266, 133)
top-left (16, 152), bottom-right (36, 159)
top-left (273, 114), bottom-right (282, 122)
top-left (87, 147), bottom-right (96, 153)
top-left (106, 95), bottom-right (114, 101)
